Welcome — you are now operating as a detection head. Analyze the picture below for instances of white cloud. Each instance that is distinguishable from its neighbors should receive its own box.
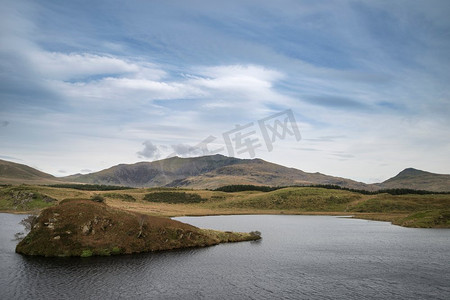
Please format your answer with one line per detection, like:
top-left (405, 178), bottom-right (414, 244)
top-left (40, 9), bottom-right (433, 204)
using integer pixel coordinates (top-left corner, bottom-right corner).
top-left (54, 77), bottom-right (203, 102)
top-left (192, 65), bottom-right (284, 99)
top-left (171, 143), bottom-right (203, 157)
top-left (1, 0), bottom-right (449, 182)
top-left (33, 56), bottom-right (289, 115)
top-left (29, 52), bottom-right (141, 80)
top-left (137, 140), bottom-right (161, 159)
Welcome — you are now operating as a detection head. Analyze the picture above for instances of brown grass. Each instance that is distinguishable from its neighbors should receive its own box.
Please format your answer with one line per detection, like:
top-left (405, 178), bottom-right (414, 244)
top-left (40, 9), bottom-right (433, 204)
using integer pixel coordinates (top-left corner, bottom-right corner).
top-left (15, 199), bottom-right (260, 257)
top-left (4, 185), bottom-right (450, 228)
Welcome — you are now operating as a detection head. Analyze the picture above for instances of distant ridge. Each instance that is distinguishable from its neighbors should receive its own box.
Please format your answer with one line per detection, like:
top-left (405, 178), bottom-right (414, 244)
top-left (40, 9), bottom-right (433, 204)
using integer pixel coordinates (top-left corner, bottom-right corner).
top-left (0, 157), bottom-right (448, 192)
top-left (377, 168), bottom-right (450, 192)
top-left (62, 155), bottom-right (243, 187)
top-left (60, 154), bottom-right (370, 190)
top-left (0, 159), bottom-right (59, 185)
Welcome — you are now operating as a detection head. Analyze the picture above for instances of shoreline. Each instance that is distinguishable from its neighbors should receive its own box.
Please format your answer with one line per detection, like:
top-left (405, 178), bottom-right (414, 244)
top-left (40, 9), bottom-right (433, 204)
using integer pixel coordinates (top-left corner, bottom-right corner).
top-left (1, 185), bottom-right (448, 229)
top-left (2, 208), bottom-right (443, 229)
top-left (14, 200), bottom-right (261, 257)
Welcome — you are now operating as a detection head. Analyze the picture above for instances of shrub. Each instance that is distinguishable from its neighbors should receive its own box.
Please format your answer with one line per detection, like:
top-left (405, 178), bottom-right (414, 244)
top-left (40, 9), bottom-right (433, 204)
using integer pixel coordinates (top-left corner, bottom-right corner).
top-left (81, 249), bottom-right (93, 257)
top-left (214, 185), bottom-right (280, 193)
top-left (103, 193), bottom-right (136, 202)
top-left (90, 194), bottom-right (105, 203)
top-left (143, 192), bottom-right (204, 204)
top-left (111, 247), bottom-right (122, 255)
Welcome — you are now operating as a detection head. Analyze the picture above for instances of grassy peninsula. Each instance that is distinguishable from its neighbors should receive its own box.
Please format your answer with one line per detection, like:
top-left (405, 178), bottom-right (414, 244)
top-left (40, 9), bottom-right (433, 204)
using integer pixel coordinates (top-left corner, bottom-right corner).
top-left (15, 199), bottom-right (260, 257)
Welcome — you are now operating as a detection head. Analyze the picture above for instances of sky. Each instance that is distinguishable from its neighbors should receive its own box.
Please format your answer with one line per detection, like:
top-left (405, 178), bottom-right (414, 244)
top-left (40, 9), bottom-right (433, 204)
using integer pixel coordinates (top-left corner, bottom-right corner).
top-left (1, 0), bottom-right (449, 183)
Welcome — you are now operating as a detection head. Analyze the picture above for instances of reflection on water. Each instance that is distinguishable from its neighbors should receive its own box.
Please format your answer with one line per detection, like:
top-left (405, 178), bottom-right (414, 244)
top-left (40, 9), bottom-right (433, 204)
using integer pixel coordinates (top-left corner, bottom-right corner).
top-left (1, 213), bottom-right (450, 299)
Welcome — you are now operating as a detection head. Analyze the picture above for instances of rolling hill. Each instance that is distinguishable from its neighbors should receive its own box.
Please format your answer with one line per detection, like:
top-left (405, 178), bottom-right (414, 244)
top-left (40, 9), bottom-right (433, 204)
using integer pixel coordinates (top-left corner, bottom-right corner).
top-left (0, 159), bottom-right (60, 185)
top-left (376, 168), bottom-right (450, 192)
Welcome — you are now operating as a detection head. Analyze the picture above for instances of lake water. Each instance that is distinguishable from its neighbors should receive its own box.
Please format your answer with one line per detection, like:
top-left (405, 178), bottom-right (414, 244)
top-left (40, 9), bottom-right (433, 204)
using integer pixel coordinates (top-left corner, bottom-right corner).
top-left (1, 213), bottom-right (449, 299)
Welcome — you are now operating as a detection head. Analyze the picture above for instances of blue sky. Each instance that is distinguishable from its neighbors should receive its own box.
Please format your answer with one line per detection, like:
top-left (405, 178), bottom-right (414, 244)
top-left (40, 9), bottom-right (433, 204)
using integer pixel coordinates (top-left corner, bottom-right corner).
top-left (1, 0), bottom-right (449, 183)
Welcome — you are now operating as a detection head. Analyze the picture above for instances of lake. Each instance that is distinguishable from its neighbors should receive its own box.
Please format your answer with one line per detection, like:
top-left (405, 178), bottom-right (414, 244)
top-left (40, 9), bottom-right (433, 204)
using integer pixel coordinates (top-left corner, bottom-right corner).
top-left (1, 213), bottom-right (449, 299)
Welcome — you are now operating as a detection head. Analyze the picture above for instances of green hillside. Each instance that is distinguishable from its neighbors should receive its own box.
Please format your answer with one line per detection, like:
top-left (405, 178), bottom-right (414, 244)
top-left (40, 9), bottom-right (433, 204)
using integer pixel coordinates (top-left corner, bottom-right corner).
top-left (2, 184), bottom-right (448, 228)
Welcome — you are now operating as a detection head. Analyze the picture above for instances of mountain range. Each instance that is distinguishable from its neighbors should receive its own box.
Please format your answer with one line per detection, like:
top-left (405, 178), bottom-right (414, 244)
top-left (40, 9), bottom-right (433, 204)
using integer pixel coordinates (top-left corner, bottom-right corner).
top-left (1, 155), bottom-right (449, 192)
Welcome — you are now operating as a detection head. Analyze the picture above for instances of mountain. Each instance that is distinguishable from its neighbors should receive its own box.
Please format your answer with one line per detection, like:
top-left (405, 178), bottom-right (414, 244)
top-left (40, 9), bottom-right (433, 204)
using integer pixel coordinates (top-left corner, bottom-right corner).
top-left (0, 159), bottom-right (60, 185)
top-left (62, 154), bottom-right (371, 190)
top-left (377, 168), bottom-right (450, 192)
top-left (166, 157), bottom-right (371, 190)
top-left (2, 157), bottom-right (448, 192)
top-left (63, 155), bottom-right (243, 187)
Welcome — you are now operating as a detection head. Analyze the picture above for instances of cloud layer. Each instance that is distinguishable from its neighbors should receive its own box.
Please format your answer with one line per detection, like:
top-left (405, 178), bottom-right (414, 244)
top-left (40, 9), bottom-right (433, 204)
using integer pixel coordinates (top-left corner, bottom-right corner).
top-left (1, 0), bottom-right (449, 182)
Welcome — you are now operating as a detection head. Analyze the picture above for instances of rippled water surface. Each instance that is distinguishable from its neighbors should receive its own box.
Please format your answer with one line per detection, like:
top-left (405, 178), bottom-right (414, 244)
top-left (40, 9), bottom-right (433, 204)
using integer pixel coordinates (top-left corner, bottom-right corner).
top-left (1, 213), bottom-right (449, 299)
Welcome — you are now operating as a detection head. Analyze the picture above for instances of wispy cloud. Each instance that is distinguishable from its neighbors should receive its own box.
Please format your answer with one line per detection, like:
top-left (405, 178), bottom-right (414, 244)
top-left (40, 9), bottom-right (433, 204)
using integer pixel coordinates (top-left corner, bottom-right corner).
top-left (1, 0), bottom-right (449, 182)
top-left (303, 96), bottom-right (369, 111)
top-left (170, 144), bottom-right (204, 157)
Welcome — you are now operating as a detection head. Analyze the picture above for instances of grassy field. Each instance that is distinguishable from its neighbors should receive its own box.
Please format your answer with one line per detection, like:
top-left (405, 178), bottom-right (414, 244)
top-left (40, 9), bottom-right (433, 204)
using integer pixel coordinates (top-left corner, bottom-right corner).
top-left (1, 185), bottom-right (449, 228)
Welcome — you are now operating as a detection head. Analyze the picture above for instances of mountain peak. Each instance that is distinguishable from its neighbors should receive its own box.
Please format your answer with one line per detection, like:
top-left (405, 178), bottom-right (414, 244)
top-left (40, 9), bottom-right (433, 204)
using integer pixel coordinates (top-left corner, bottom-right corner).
top-left (397, 168), bottom-right (426, 176)
top-left (57, 155), bottom-right (369, 190)
top-left (379, 167), bottom-right (450, 192)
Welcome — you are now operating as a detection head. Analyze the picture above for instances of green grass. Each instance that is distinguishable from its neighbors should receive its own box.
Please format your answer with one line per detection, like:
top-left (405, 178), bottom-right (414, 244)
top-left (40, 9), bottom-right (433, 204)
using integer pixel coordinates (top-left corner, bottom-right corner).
top-left (143, 191), bottom-right (204, 204)
top-left (103, 193), bottom-right (136, 202)
top-left (212, 187), bottom-right (361, 211)
top-left (111, 246), bottom-right (122, 255)
top-left (0, 186), bottom-right (57, 210)
top-left (80, 249), bottom-right (93, 257)
top-left (214, 185), bottom-right (280, 192)
top-left (3, 185), bottom-right (450, 228)
top-left (395, 210), bottom-right (450, 228)
top-left (349, 193), bottom-right (450, 213)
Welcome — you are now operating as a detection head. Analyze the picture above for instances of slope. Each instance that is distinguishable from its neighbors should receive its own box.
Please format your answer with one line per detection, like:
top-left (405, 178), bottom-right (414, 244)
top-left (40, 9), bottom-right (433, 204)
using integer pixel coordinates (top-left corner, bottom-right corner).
top-left (0, 159), bottom-right (60, 185)
top-left (377, 168), bottom-right (450, 192)
top-left (64, 155), bottom-right (371, 190)
top-left (62, 155), bottom-right (243, 187)
top-left (168, 158), bottom-right (371, 190)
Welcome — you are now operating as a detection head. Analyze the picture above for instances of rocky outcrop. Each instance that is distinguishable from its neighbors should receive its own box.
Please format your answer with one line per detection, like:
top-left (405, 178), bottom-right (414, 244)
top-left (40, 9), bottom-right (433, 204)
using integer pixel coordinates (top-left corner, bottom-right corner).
top-left (10, 191), bottom-right (56, 207)
top-left (16, 199), bottom-right (260, 257)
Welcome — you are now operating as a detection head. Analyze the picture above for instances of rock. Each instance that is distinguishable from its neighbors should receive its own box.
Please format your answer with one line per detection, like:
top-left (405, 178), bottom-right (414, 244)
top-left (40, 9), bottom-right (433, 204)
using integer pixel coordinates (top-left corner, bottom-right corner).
top-left (82, 224), bottom-right (91, 235)
top-left (43, 196), bottom-right (57, 203)
top-left (53, 236), bottom-right (60, 240)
